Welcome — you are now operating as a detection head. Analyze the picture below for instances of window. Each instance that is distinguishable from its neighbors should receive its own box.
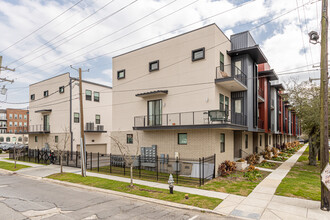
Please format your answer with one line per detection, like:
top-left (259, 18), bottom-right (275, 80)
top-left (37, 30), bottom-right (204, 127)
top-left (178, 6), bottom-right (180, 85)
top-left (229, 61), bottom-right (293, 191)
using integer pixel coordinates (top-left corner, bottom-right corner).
top-left (95, 115), bottom-right (100, 124)
top-left (55, 136), bottom-right (58, 143)
top-left (6, 137), bottom-right (10, 142)
top-left (220, 133), bottom-right (225, 153)
top-left (9, 130), bottom-right (12, 133)
top-left (14, 122), bottom-right (17, 126)
top-left (117, 69), bottom-right (125, 79)
top-left (235, 99), bottom-right (242, 113)
top-left (94, 92), bottom-right (100, 102)
top-left (9, 114), bottom-right (12, 119)
top-left (127, 134), bottom-right (133, 144)
top-left (148, 100), bottom-right (162, 126)
top-left (19, 114), bottom-right (22, 119)
top-left (192, 48), bottom-right (205, 61)
top-left (74, 113), bottom-right (79, 123)
top-left (24, 122), bottom-right (27, 127)
top-left (24, 114), bottom-right (27, 119)
top-left (260, 135), bottom-right (262, 146)
top-left (59, 86), bottom-right (65, 93)
top-left (220, 94), bottom-right (224, 111)
top-left (85, 90), bottom-right (92, 101)
top-left (35, 136), bottom-right (38, 142)
top-left (220, 52), bottom-right (224, 71)
top-left (19, 122), bottom-right (22, 126)
top-left (14, 130), bottom-right (17, 133)
top-left (269, 135), bottom-right (271, 145)
top-left (12, 137), bottom-right (16, 142)
top-left (225, 97), bottom-right (229, 116)
top-left (0, 137), bottom-right (3, 142)
top-left (234, 60), bottom-right (242, 75)
top-left (9, 122), bottom-right (12, 127)
top-left (149, 60), bottom-right (159, 72)
top-left (14, 114), bottom-right (17, 119)
top-left (31, 94), bottom-right (35, 100)
top-left (245, 134), bottom-right (248, 149)
top-left (178, 133), bottom-right (187, 145)
top-left (44, 90), bottom-right (49, 97)
top-left (18, 137), bottom-right (22, 142)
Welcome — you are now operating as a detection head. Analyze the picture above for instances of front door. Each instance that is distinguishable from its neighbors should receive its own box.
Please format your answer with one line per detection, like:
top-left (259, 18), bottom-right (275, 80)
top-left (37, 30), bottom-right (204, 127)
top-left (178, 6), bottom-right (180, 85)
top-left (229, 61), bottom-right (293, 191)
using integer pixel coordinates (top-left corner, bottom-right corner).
top-left (43, 115), bottom-right (49, 131)
top-left (147, 100), bottom-right (162, 126)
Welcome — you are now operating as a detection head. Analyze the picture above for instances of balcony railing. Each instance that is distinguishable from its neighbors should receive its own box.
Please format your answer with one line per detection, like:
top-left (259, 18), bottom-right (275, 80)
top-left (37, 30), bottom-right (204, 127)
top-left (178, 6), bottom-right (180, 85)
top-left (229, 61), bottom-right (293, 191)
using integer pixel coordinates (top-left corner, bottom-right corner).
top-left (134, 110), bottom-right (247, 128)
top-left (258, 119), bottom-right (264, 129)
top-left (216, 64), bottom-right (247, 86)
top-left (85, 123), bottom-right (106, 132)
top-left (28, 124), bottom-right (50, 133)
top-left (258, 87), bottom-right (264, 98)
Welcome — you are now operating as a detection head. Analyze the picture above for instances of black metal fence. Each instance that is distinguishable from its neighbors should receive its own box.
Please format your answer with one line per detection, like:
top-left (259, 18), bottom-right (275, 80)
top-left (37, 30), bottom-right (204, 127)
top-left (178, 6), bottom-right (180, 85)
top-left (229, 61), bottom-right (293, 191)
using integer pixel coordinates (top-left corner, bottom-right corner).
top-left (9, 149), bottom-right (216, 186)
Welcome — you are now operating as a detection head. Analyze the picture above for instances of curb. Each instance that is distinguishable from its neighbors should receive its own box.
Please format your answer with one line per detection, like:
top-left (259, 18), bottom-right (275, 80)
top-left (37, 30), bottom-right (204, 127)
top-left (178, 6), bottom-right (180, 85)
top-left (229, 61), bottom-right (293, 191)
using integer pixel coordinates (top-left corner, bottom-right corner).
top-left (0, 169), bottom-right (224, 217)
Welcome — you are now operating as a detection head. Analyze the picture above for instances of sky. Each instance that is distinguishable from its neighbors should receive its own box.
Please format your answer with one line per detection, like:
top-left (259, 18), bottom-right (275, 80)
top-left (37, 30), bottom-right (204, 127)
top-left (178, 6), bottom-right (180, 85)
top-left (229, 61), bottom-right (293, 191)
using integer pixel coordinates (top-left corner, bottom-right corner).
top-left (0, 0), bottom-right (323, 109)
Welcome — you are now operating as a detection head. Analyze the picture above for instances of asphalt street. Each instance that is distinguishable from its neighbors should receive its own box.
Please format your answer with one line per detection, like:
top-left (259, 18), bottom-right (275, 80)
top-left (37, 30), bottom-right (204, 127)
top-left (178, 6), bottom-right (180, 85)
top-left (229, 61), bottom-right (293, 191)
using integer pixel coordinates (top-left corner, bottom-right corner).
top-left (0, 173), bottom-right (236, 220)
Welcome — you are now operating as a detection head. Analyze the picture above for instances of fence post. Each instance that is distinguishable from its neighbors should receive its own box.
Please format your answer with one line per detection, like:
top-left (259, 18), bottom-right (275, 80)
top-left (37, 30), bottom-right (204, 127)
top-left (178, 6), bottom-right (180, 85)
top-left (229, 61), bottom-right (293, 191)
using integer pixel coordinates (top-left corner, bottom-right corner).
top-left (37, 149), bottom-right (40, 164)
top-left (90, 152), bottom-right (93, 170)
top-left (139, 155), bottom-right (141, 178)
top-left (97, 152), bottom-right (99, 172)
top-left (28, 149), bottom-right (30, 162)
top-left (176, 157), bottom-right (179, 184)
top-left (123, 161), bottom-right (126, 176)
top-left (202, 157), bottom-right (205, 185)
top-left (213, 154), bottom-right (216, 179)
top-left (110, 153), bottom-right (112, 173)
top-left (67, 151), bottom-right (69, 166)
top-left (156, 155), bottom-right (158, 181)
top-left (76, 151), bottom-right (78, 167)
top-left (199, 158), bottom-right (201, 186)
top-left (85, 151), bottom-right (88, 170)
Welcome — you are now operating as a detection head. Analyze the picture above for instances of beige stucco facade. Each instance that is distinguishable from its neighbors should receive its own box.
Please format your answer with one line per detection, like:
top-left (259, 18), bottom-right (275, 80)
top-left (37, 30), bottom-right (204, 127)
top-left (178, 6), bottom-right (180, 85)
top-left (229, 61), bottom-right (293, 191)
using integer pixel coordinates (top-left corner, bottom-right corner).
top-left (28, 73), bottom-right (112, 154)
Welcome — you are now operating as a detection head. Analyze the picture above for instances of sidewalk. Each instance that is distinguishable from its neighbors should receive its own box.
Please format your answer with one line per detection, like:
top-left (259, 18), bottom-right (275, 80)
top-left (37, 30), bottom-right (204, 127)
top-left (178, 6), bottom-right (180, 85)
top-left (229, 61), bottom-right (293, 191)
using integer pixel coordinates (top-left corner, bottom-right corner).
top-left (214, 144), bottom-right (330, 220)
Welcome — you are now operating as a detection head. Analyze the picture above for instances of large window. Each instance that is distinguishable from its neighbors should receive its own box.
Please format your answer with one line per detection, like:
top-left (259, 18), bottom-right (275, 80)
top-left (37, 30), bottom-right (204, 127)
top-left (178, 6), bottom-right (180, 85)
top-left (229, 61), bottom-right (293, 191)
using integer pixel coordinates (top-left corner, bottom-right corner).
top-left (220, 52), bottom-right (224, 71)
top-left (220, 133), bottom-right (225, 153)
top-left (127, 134), bottom-right (133, 144)
top-left (95, 115), bottom-right (100, 124)
top-left (178, 133), bottom-right (187, 145)
top-left (74, 113), bottom-right (79, 123)
top-left (192, 48), bottom-right (205, 61)
top-left (6, 137), bottom-right (10, 142)
top-left (117, 69), bottom-right (125, 79)
top-left (149, 60), bottom-right (159, 72)
top-left (94, 92), bottom-right (100, 102)
top-left (147, 100), bottom-right (162, 126)
top-left (245, 134), bottom-right (248, 149)
top-left (235, 99), bottom-right (242, 113)
top-left (85, 90), bottom-right (92, 101)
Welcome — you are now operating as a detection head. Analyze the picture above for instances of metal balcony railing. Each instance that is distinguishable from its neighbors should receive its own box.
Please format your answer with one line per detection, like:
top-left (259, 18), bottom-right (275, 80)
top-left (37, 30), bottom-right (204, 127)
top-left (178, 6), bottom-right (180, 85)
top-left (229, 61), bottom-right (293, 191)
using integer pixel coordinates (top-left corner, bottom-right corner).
top-left (258, 119), bottom-right (264, 129)
top-left (215, 64), bottom-right (247, 86)
top-left (134, 109), bottom-right (247, 128)
top-left (258, 87), bottom-right (264, 98)
top-left (85, 123), bottom-right (105, 132)
top-left (28, 124), bottom-right (50, 133)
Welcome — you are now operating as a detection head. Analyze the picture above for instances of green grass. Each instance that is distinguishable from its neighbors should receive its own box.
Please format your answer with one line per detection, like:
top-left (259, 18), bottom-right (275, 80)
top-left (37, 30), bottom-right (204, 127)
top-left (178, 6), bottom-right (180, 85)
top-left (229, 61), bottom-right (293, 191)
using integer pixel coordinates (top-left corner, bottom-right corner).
top-left (47, 173), bottom-right (221, 209)
top-left (0, 161), bottom-right (30, 171)
top-left (276, 146), bottom-right (321, 201)
top-left (5, 158), bottom-right (48, 165)
top-left (256, 161), bottom-right (280, 169)
top-left (199, 170), bottom-right (270, 196)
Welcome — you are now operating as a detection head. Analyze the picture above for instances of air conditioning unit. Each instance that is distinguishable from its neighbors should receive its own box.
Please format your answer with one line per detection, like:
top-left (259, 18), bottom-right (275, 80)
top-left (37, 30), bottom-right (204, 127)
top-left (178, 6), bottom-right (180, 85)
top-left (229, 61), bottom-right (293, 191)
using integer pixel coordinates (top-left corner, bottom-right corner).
top-left (97, 125), bottom-right (104, 131)
top-left (85, 122), bottom-right (94, 131)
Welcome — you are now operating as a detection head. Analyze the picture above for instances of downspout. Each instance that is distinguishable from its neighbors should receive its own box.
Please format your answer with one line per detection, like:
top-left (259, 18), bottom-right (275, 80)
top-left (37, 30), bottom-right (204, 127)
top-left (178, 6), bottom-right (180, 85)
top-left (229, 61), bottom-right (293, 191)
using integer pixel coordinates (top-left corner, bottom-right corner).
top-left (70, 78), bottom-right (73, 154)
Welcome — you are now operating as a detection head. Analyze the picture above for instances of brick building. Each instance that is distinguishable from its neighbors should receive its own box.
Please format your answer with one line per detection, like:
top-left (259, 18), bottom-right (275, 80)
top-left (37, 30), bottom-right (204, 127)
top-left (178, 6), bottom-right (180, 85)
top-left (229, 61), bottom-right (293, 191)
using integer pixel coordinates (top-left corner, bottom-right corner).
top-left (6, 108), bottom-right (29, 134)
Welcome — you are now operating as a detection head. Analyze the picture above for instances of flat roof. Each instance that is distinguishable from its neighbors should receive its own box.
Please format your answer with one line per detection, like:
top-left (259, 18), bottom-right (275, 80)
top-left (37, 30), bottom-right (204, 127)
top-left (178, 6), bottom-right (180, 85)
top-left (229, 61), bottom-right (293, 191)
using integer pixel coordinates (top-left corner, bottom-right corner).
top-left (259, 69), bottom-right (279, 81)
top-left (70, 77), bottom-right (112, 89)
top-left (271, 83), bottom-right (285, 90)
top-left (136, 90), bottom-right (168, 97)
top-left (227, 45), bottom-right (268, 64)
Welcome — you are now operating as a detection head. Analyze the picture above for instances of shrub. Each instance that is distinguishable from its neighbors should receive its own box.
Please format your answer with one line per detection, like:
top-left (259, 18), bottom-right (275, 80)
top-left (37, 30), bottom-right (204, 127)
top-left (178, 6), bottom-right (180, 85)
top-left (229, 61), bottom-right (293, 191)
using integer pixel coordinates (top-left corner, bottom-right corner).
top-left (218, 160), bottom-right (236, 177)
top-left (0, 149), bottom-right (2, 154)
top-left (271, 147), bottom-right (279, 157)
top-left (237, 158), bottom-right (245, 162)
top-left (244, 165), bottom-right (262, 181)
top-left (245, 153), bottom-right (260, 165)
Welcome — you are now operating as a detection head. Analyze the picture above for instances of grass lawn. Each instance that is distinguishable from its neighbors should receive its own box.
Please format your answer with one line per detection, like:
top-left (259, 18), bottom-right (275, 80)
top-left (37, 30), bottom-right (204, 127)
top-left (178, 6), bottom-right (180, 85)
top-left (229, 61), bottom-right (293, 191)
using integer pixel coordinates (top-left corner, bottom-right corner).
top-left (47, 173), bottom-right (221, 209)
top-left (275, 146), bottom-right (321, 201)
top-left (5, 158), bottom-right (48, 165)
top-left (0, 161), bottom-right (30, 171)
top-left (256, 161), bottom-right (281, 170)
top-left (199, 170), bottom-right (270, 196)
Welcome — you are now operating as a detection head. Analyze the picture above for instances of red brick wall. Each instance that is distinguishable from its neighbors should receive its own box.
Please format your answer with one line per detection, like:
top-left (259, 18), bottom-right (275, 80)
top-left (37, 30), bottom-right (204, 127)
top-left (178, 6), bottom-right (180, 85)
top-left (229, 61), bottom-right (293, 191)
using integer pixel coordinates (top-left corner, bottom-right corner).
top-left (6, 109), bottom-right (29, 133)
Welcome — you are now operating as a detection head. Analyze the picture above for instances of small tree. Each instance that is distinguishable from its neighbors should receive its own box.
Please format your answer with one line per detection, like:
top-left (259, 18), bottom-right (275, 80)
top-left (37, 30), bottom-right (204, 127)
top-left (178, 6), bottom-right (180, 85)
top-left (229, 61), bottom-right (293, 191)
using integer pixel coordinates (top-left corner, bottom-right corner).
top-left (13, 146), bottom-right (25, 169)
top-left (52, 128), bottom-right (70, 173)
top-left (110, 132), bottom-right (139, 188)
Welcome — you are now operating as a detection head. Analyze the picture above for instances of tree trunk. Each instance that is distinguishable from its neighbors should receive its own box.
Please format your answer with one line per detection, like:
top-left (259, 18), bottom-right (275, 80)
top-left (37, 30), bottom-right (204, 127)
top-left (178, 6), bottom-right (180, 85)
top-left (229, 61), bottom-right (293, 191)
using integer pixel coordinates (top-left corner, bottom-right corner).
top-left (60, 153), bottom-right (63, 173)
top-left (14, 148), bottom-right (16, 169)
top-left (130, 165), bottom-right (133, 188)
top-left (309, 137), bottom-right (317, 166)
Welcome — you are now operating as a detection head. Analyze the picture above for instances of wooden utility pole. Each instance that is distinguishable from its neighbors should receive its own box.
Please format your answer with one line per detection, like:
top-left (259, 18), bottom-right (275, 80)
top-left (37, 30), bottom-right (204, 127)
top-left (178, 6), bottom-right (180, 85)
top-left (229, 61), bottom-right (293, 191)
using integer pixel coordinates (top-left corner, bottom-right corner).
top-left (70, 66), bottom-right (89, 177)
top-left (320, 0), bottom-right (330, 211)
top-left (0, 56), bottom-right (15, 83)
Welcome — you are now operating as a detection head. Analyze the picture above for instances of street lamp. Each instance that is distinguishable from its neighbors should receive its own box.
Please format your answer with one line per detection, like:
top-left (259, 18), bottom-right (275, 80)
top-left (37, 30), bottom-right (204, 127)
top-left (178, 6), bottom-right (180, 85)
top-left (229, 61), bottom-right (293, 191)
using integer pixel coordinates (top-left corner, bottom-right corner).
top-left (308, 31), bottom-right (320, 44)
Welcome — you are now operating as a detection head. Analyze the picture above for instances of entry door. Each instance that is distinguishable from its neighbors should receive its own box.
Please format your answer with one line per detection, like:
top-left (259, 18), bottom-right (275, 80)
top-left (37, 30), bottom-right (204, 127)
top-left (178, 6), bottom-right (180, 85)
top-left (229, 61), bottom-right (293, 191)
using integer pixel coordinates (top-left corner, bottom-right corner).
top-left (43, 115), bottom-right (50, 131)
top-left (148, 100), bottom-right (162, 126)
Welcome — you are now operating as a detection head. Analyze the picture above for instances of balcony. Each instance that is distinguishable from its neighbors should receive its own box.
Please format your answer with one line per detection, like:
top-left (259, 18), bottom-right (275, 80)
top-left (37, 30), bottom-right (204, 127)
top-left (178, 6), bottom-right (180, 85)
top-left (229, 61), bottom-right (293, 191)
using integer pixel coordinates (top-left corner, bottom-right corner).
top-left (133, 110), bottom-right (247, 130)
top-left (27, 124), bottom-right (50, 134)
top-left (215, 65), bottom-right (247, 91)
top-left (258, 87), bottom-right (264, 103)
top-left (258, 119), bottom-right (264, 130)
top-left (85, 123), bottom-right (107, 133)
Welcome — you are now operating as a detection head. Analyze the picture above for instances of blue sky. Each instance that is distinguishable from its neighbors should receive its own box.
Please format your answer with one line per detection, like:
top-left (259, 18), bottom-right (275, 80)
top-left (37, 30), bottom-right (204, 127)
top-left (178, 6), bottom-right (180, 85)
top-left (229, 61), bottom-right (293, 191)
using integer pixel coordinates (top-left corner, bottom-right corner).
top-left (0, 0), bottom-right (322, 108)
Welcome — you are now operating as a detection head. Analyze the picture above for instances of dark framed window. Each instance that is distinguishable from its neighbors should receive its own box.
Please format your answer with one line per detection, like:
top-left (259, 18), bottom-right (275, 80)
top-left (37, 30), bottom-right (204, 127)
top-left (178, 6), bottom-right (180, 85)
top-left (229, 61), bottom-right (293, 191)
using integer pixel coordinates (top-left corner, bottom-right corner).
top-left (94, 92), bottom-right (100, 102)
top-left (55, 136), bottom-right (58, 143)
top-left (0, 137), bottom-right (3, 142)
top-left (6, 137), bottom-right (10, 142)
top-left (192, 47), bottom-right (205, 61)
top-left (235, 99), bottom-right (242, 113)
top-left (260, 135), bottom-right (262, 146)
top-left (225, 96), bottom-right (229, 116)
top-left (31, 94), bottom-right (35, 100)
top-left (149, 60), bottom-right (159, 72)
top-left (95, 115), bottom-right (100, 124)
top-left (220, 133), bottom-right (225, 153)
top-left (220, 94), bottom-right (224, 111)
top-left (44, 90), bottom-right (49, 97)
top-left (74, 113), bottom-right (79, 123)
top-left (245, 134), bottom-right (248, 149)
top-left (86, 90), bottom-right (92, 101)
top-left (117, 69), bottom-right (125, 79)
top-left (34, 136), bottom-right (38, 142)
top-left (59, 86), bottom-right (65, 93)
top-left (178, 133), bottom-right (187, 145)
top-left (220, 52), bottom-right (224, 71)
top-left (18, 137), bottom-right (22, 142)
top-left (127, 134), bottom-right (133, 144)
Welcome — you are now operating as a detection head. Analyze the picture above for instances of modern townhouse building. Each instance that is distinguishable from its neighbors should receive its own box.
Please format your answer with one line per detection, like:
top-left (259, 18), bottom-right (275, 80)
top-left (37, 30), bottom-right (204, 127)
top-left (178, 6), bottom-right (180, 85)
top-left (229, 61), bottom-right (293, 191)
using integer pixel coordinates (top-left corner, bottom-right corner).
top-left (28, 73), bottom-right (112, 154)
top-left (111, 24), bottom-right (273, 172)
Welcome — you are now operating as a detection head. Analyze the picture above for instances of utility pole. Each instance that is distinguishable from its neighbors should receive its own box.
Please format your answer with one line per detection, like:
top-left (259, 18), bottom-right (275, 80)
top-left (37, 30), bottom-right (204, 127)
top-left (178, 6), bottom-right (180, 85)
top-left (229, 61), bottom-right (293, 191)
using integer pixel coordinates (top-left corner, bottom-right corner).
top-left (0, 56), bottom-right (15, 83)
top-left (70, 66), bottom-right (89, 177)
top-left (320, 0), bottom-right (330, 211)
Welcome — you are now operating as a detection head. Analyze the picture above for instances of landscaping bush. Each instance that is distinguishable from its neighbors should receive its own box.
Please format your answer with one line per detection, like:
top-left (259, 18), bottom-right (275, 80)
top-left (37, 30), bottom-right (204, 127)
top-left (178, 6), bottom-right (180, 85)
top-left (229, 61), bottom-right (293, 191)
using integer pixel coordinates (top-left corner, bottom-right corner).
top-left (271, 155), bottom-right (286, 161)
top-left (0, 149), bottom-right (2, 154)
top-left (245, 153), bottom-right (260, 165)
top-left (243, 165), bottom-right (262, 181)
top-left (261, 148), bottom-right (272, 160)
top-left (271, 148), bottom-right (279, 157)
top-left (258, 161), bottom-right (275, 169)
top-left (218, 160), bottom-right (236, 177)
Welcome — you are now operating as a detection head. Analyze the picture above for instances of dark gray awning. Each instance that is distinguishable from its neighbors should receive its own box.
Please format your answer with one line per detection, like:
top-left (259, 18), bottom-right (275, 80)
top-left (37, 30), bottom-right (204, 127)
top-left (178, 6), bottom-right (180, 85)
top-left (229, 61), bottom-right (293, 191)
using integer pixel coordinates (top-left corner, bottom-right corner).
top-left (227, 45), bottom-right (268, 64)
top-left (136, 90), bottom-right (168, 97)
top-left (259, 69), bottom-right (279, 81)
top-left (35, 109), bottom-right (52, 113)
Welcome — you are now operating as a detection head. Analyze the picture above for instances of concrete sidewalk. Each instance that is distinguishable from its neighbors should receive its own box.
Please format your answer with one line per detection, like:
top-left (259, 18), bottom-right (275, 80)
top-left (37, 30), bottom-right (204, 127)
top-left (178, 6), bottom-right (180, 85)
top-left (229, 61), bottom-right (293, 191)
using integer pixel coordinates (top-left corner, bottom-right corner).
top-left (215, 144), bottom-right (330, 220)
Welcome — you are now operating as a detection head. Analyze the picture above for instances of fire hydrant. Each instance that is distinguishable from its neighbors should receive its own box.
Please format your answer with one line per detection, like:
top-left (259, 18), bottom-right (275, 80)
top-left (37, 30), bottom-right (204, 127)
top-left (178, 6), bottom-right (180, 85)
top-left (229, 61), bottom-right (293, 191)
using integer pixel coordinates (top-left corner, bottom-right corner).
top-left (168, 174), bottom-right (174, 194)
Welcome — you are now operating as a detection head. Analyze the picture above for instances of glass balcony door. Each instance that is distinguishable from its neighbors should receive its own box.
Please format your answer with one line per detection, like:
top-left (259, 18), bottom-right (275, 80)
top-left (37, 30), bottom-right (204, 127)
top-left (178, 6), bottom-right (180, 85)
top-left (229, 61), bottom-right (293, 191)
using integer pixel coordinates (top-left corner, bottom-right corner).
top-left (43, 115), bottom-right (50, 131)
top-left (148, 100), bottom-right (162, 126)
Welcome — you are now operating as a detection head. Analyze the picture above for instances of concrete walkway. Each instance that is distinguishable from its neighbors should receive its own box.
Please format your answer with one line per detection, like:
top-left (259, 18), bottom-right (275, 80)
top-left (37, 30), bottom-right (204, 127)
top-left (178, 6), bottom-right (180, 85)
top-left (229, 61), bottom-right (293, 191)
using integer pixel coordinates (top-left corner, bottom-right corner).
top-left (215, 144), bottom-right (330, 220)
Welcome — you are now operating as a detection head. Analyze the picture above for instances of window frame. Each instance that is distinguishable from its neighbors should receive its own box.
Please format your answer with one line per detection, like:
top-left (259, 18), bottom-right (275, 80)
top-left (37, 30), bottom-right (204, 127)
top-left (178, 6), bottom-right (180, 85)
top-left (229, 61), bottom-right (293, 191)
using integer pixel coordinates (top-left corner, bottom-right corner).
top-left (127, 134), bottom-right (133, 144)
top-left (35, 136), bottom-right (38, 142)
top-left (220, 133), bottom-right (225, 153)
top-left (117, 69), bottom-right (125, 79)
top-left (44, 90), bottom-right (49, 97)
top-left (95, 114), bottom-right (101, 124)
top-left (31, 94), bottom-right (35, 100)
top-left (219, 94), bottom-right (224, 111)
top-left (94, 91), bottom-right (100, 102)
top-left (19, 114), bottom-right (22, 119)
top-left (85, 90), bottom-right (92, 101)
top-left (178, 133), bottom-right (188, 145)
top-left (59, 86), bottom-right (65, 94)
top-left (55, 136), bottom-right (59, 143)
top-left (149, 60), bottom-right (159, 72)
top-left (192, 47), bottom-right (205, 61)
top-left (220, 52), bottom-right (224, 71)
top-left (74, 112), bottom-right (79, 123)
top-left (9, 114), bottom-right (12, 119)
